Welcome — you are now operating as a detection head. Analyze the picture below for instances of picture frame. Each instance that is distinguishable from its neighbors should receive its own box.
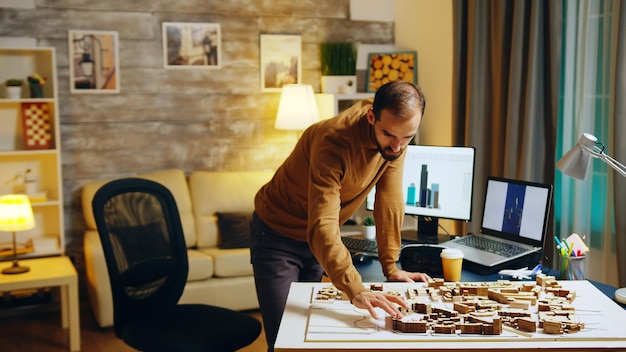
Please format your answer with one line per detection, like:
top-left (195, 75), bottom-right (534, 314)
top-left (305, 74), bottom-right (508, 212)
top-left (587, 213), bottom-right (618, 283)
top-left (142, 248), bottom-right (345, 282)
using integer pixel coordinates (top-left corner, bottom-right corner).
top-left (68, 30), bottom-right (120, 94)
top-left (260, 34), bottom-right (301, 92)
top-left (366, 51), bottom-right (417, 93)
top-left (162, 22), bottom-right (221, 69)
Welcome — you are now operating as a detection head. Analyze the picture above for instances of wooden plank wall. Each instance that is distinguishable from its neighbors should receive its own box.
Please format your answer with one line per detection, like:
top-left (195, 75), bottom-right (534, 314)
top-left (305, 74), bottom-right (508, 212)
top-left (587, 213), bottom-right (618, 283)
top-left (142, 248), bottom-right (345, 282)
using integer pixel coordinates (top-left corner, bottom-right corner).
top-left (0, 1), bottom-right (393, 277)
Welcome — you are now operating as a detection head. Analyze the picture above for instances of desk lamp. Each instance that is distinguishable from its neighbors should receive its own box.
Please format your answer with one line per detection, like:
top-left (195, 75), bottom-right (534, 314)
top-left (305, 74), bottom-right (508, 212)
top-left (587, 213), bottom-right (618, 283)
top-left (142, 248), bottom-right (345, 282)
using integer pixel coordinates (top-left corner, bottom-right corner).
top-left (0, 194), bottom-right (35, 274)
top-left (275, 84), bottom-right (320, 131)
top-left (556, 132), bottom-right (626, 304)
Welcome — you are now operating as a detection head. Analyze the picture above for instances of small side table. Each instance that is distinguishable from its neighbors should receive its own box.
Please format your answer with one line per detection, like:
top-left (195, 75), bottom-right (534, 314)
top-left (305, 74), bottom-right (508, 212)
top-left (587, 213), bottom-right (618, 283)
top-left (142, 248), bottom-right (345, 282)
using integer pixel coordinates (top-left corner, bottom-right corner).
top-left (0, 256), bottom-right (80, 351)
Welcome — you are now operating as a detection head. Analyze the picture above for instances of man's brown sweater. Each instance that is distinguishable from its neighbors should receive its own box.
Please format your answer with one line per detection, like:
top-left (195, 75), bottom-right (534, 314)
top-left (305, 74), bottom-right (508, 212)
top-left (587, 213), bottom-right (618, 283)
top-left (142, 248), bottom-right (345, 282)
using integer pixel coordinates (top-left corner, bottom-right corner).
top-left (254, 99), bottom-right (406, 299)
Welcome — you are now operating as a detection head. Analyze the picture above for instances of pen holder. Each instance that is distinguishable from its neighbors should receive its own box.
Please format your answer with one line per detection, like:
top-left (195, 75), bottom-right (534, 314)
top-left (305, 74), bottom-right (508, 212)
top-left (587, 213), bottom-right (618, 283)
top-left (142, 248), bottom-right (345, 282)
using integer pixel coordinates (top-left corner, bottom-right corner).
top-left (561, 255), bottom-right (586, 280)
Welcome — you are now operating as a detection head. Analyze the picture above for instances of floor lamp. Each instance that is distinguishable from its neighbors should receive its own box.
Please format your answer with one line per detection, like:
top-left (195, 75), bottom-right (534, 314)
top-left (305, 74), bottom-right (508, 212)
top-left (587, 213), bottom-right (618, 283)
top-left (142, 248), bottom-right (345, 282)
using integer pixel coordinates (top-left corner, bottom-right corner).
top-left (0, 194), bottom-right (36, 274)
top-left (556, 132), bottom-right (626, 304)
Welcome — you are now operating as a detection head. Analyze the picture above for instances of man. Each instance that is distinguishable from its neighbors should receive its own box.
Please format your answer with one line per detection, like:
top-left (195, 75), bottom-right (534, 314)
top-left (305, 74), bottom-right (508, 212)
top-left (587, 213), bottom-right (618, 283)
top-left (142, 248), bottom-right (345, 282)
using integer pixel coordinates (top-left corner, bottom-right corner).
top-left (251, 81), bottom-right (431, 351)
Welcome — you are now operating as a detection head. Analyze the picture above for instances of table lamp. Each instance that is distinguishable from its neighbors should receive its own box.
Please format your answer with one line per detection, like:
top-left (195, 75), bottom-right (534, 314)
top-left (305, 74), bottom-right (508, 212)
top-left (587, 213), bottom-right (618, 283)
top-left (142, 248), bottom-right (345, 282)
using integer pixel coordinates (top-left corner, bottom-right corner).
top-left (275, 84), bottom-right (320, 131)
top-left (0, 194), bottom-right (35, 274)
top-left (556, 132), bottom-right (626, 304)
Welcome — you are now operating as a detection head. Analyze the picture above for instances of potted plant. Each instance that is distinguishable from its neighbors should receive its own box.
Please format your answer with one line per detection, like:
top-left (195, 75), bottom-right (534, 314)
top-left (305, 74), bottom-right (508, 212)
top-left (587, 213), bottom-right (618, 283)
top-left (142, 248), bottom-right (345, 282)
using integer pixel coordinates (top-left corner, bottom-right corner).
top-left (4, 78), bottom-right (23, 99)
top-left (320, 42), bottom-right (357, 94)
top-left (363, 215), bottom-right (376, 240)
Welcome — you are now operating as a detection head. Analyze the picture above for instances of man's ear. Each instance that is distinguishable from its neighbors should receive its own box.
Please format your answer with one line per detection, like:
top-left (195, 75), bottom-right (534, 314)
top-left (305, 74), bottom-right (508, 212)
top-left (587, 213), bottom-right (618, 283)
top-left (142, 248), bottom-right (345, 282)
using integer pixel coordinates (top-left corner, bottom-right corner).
top-left (366, 109), bottom-right (376, 125)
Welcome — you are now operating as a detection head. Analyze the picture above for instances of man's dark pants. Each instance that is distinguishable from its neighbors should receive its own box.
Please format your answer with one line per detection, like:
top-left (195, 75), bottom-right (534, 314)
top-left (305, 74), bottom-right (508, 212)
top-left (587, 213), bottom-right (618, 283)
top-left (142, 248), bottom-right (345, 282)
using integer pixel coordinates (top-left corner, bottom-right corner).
top-left (250, 212), bottom-right (324, 352)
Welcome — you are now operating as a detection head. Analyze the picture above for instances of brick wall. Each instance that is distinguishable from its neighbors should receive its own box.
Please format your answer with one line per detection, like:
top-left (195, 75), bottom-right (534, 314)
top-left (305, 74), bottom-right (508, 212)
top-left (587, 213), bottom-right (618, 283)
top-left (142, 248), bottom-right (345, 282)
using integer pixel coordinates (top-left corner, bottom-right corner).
top-left (0, 0), bottom-right (393, 280)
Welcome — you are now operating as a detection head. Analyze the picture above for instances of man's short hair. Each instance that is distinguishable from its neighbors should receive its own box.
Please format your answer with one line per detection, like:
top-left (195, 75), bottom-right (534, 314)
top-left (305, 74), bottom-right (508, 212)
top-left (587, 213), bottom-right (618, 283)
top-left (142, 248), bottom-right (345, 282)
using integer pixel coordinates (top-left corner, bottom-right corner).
top-left (372, 81), bottom-right (426, 121)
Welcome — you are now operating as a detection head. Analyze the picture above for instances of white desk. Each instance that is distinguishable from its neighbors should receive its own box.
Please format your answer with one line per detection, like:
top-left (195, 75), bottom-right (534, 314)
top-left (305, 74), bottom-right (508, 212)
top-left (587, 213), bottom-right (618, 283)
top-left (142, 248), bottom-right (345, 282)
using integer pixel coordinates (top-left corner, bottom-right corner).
top-left (0, 256), bottom-right (80, 351)
top-left (275, 280), bottom-right (626, 351)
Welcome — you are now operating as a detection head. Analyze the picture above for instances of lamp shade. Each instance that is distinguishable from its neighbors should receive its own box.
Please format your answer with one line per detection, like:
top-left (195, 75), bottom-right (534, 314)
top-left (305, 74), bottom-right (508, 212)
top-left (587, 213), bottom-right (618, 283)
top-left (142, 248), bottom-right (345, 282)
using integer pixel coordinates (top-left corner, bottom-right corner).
top-left (275, 84), bottom-right (320, 130)
top-left (556, 133), bottom-right (598, 180)
top-left (0, 194), bottom-right (35, 232)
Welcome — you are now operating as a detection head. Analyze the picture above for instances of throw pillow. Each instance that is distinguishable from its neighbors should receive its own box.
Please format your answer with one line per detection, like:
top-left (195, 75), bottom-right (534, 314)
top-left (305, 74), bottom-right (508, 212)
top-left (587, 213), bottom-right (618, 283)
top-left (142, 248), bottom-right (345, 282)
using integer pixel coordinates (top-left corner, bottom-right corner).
top-left (216, 212), bottom-right (253, 249)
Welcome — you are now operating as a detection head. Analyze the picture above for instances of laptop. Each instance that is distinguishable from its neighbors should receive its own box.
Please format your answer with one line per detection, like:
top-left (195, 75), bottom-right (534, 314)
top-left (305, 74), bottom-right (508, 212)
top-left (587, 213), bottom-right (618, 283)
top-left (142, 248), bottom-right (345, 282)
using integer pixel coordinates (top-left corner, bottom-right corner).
top-left (441, 176), bottom-right (553, 274)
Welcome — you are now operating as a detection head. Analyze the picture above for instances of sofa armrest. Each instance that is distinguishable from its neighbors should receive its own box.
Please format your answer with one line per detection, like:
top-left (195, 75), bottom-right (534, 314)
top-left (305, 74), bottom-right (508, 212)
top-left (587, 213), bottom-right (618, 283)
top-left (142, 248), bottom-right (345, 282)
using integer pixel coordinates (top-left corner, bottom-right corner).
top-left (83, 230), bottom-right (114, 327)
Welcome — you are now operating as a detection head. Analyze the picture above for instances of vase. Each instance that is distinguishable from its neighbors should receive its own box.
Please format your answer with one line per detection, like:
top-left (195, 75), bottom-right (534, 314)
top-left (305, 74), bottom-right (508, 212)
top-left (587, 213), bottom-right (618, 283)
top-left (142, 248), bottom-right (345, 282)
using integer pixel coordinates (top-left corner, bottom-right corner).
top-left (29, 82), bottom-right (43, 98)
top-left (363, 225), bottom-right (376, 240)
top-left (5, 86), bottom-right (21, 99)
top-left (320, 75), bottom-right (357, 94)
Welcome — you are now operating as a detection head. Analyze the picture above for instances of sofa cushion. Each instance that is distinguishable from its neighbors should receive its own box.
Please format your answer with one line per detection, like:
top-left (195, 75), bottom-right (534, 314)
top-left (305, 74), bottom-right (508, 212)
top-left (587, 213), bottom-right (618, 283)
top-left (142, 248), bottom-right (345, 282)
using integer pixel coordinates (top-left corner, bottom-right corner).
top-left (187, 249), bottom-right (214, 281)
top-left (216, 211), bottom-right (252, 249)
top-left (189, 171), bottom-right (273, 248)
top-left (199, 247), bottom-right (253, 277)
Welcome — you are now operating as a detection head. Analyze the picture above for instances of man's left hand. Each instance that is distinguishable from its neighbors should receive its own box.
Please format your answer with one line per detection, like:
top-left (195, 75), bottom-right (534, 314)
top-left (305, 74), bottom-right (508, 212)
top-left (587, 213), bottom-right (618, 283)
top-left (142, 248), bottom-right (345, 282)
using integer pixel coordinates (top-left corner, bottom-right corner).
top-left (387, 269), bottom-right (431, 283)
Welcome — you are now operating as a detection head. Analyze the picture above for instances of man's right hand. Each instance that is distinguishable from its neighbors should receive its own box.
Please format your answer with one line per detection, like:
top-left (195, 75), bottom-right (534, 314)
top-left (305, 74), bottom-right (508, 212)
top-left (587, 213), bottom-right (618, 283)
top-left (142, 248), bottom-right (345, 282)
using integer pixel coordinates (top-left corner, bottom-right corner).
top-left (350, 290), bottom-right (409, 320)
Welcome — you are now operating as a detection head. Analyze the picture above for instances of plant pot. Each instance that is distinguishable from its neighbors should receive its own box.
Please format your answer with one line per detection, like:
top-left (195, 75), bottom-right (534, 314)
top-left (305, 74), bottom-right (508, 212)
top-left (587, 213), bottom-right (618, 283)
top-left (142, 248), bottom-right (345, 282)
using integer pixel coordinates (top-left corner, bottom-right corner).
top-left (5, 86), bottom-right (22, 99)
top-left (363, 225), bottom-right (376, 240)
top-left (320, 75), bottom-right (357, 94)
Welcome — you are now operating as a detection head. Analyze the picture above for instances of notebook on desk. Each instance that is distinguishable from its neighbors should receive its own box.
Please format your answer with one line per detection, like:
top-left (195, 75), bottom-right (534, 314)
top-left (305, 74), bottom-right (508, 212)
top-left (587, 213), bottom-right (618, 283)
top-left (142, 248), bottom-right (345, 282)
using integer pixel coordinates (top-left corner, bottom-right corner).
top-left (441, 176), bottom-right (553, 274)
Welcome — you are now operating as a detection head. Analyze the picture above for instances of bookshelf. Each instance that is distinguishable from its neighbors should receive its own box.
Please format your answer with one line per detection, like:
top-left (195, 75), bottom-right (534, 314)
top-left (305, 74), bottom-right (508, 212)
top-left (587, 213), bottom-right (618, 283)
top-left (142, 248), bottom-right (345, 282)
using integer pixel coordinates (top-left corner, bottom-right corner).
top-left (0, 47), bottom-right (64, 258)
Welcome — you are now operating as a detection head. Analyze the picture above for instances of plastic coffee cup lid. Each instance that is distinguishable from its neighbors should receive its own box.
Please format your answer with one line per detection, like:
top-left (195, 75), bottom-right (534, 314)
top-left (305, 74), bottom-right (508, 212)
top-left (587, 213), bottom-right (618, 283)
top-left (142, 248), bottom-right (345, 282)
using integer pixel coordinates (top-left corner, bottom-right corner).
top-left (616, 287), bottom-right (626, 304)
top-left (440, 248), bottom-right (464, 259)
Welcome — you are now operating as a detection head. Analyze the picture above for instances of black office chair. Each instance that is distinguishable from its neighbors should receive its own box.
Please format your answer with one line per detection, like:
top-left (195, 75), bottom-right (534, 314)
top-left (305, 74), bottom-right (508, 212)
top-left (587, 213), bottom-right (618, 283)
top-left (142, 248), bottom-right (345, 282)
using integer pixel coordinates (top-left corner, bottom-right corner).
top-left (91, 177), bottom-right (261, 352)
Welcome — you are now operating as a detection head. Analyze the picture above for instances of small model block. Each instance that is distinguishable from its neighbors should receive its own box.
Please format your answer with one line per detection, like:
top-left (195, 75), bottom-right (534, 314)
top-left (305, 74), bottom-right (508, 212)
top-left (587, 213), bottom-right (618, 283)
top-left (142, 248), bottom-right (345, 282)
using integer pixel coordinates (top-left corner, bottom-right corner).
top-left (453, 302), bottom-right (474, 314)
top-left (392, 317), bottom-right (428, 333)
top-left (428, 278), bottom-right (445, 288)
top-left (370, 283), bottom-right (384, 291)
top-left (411, 302), bottom-right (432, 314)
top-left (543, 319), bottom-right (564, 334)
top-left (460, 322), bottom-right (483, 334)
top-left (433, 324), bottom-right (456, 334)
top-left (516, 317), bottom-right (537, 332)
top-left (315, 286), bottom-right (340, 300)
top-left (536, 274), bottom-right (559, 288)
top-left (510, 300), bottom-right (530, 310)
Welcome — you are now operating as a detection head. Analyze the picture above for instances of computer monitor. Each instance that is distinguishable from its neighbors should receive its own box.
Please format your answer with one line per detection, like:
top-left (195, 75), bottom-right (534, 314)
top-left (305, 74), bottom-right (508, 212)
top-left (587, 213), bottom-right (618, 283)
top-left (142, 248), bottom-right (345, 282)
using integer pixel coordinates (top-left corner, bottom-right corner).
top-left (366, 145), bottom-right (476, 240)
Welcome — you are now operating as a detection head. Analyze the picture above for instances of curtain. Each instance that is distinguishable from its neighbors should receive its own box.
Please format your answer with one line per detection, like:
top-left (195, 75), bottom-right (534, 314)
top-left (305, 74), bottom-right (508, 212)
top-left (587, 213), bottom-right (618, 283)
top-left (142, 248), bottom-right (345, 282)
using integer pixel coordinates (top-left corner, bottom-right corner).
top-left (615, 1), bottom-right (626, 288)
top-left (452, 1), bottom-right (562, 266)
top-left (557, 0), bottom-right (625, 287)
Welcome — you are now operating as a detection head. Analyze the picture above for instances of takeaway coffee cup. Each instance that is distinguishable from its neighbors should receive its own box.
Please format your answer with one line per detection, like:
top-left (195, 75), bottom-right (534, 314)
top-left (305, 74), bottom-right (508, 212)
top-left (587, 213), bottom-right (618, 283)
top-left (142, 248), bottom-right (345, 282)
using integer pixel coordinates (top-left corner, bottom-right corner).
top-left (440, 248), bottom-right (464, 282)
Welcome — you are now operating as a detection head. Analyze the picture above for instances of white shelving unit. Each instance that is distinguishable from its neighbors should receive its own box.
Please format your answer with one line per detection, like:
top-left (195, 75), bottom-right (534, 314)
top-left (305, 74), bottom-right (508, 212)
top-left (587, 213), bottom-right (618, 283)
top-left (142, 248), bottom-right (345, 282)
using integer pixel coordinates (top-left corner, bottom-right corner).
top-left (0, 47), bottom-right (64, 258)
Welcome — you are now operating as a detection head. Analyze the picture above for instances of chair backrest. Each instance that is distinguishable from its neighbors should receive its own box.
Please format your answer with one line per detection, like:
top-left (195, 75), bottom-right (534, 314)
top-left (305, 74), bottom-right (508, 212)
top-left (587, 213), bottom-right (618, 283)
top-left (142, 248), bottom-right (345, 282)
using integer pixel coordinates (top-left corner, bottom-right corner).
top-left (91, 177), bottom-right (188, 337)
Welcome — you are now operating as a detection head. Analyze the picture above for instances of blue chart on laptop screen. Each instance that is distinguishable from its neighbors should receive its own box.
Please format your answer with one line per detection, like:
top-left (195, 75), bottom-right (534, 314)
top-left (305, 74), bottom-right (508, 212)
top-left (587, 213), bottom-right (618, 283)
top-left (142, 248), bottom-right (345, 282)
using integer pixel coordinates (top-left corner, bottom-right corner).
top-left (481, 178), bottom-right (551, 244)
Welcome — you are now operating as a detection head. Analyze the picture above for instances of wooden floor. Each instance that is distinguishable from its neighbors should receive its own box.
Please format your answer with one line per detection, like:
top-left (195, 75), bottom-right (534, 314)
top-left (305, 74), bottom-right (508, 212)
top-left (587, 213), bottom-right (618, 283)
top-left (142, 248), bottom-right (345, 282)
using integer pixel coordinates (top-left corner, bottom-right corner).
top-left (0, 298), bottom-right (267, 352)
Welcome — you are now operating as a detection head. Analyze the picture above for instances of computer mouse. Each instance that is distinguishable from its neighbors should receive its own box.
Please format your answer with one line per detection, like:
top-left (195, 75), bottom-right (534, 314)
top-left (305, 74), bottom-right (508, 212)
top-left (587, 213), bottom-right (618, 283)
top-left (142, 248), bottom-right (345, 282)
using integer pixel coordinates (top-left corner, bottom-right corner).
top-left (352, 252), bottom-right (373, 264)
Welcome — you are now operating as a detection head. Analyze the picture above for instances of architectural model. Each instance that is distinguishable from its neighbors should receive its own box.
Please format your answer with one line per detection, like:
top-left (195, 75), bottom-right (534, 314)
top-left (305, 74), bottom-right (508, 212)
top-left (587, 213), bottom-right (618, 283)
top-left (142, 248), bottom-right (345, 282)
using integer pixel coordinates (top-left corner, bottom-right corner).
top-left (311, 274), bottom-right (586, 338)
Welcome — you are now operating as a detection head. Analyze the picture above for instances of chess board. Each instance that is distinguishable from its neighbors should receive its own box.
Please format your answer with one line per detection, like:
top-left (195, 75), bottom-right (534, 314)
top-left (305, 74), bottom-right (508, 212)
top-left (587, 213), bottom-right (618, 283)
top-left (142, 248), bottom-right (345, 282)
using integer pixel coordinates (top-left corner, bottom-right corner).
top-left (21, 102), bottom-right (52, 150)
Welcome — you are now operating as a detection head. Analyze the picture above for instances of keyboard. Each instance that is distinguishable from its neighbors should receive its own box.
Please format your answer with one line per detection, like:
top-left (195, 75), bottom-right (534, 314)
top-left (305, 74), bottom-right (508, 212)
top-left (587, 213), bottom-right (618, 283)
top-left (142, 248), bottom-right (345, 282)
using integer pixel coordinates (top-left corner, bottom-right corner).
top-left (341, 236), bottom-right (378, 256)
top-left (455, 235), bottom-right (526, 257)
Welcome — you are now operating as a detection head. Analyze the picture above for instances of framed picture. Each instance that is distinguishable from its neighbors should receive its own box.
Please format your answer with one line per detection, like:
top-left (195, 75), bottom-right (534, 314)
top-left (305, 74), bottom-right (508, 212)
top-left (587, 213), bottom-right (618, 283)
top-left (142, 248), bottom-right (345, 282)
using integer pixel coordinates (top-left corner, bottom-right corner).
top-left (68, 30), bottom-right (120, 93)
top-left (162, 22), bottom-right (221, 69)
top-left (260, 34), bottom-right (301, 92)
top-left (366, 51), bottom-right (417, 93)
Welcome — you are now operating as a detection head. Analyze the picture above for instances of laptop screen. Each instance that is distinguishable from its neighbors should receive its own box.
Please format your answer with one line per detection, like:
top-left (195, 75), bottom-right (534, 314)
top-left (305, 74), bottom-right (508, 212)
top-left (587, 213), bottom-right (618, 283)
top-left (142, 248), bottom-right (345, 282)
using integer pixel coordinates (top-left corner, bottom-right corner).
top-left (481, 177), bottom-right (553, 246)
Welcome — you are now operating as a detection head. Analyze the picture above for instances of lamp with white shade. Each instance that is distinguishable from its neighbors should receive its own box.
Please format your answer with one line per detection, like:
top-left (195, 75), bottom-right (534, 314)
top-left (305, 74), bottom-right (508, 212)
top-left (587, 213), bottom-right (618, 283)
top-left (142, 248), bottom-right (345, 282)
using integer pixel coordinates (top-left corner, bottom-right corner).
top-left (556, 132), bottom-right (626, 304)
top-left (0, 194), bottom-right (35, 274)
top-left (275, 84), bottom-right (320, 131)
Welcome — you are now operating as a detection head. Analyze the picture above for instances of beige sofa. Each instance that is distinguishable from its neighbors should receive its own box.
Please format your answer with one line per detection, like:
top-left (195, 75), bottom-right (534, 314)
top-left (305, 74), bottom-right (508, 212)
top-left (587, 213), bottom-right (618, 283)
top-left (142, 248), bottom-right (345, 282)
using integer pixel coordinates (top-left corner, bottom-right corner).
top-left (82, 168), bottom-right (274, 327)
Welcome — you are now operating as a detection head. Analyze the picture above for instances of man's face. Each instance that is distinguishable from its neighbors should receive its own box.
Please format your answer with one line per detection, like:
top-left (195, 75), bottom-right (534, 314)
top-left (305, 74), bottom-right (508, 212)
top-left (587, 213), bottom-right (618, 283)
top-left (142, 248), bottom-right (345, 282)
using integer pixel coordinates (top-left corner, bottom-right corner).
top-left (367, 108), bottom-right (421, 161)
